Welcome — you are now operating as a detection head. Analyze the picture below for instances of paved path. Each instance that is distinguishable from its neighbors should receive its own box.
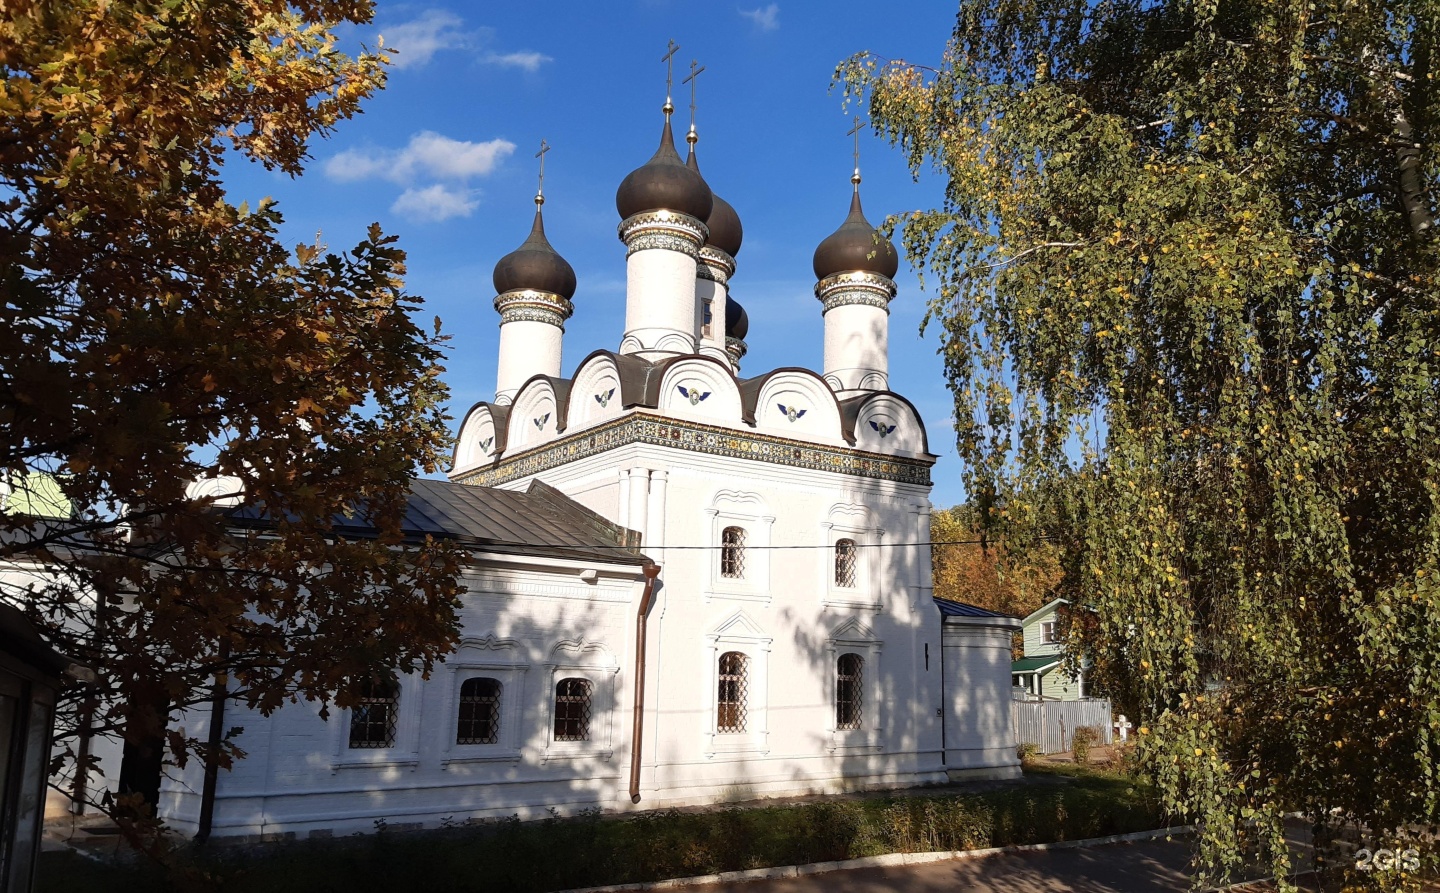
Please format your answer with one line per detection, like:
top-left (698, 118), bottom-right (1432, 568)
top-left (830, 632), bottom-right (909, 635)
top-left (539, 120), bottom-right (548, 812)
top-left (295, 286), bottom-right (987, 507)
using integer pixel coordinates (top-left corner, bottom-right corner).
top-left (689, 837), bottom-right (1206, 892)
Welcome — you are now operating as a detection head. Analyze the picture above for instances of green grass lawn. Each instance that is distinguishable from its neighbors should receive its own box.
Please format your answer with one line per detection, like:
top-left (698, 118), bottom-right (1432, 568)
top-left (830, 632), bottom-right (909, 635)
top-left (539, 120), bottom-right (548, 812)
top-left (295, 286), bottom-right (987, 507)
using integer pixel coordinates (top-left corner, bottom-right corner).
top-left (38, 763), bottom-right (1163, 893)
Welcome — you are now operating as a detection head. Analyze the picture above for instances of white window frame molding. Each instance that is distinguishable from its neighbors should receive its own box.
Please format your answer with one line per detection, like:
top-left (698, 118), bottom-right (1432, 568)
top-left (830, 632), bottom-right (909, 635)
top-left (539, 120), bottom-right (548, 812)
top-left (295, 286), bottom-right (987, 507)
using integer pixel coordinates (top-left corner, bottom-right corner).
top-left (439, 635), bottom-right (529, 768)
top-left (826, 620), bottom-right (884, 753)
top-left (704, 490), bottom-right (774, 605)
top-left (541, 641), bottom-right (619, 763)
top-left (704, 612), bottom-right (772, 758)
top-left (820, 503), bottom-right (884, 611)
top-left (330, 671), bottom-right (424, 771)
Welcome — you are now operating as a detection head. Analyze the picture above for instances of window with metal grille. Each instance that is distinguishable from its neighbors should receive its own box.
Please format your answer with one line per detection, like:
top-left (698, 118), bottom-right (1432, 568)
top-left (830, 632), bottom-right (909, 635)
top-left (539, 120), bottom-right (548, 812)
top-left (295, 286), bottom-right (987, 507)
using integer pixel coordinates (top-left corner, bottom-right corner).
top-left (348, 678), bottom-right (398, 749)
top-left (553, 678), bottom-right (592, 742)
top-left (456, 677), bottom-right (502, 745)
top-left (720, 526), bottom-right (747, 579)
top-left (836, 654), bottom-right (864, 730)
top-left (834, 538), bottom-right (858, 588)
top-left (717, 651), bottom-right (749, 733)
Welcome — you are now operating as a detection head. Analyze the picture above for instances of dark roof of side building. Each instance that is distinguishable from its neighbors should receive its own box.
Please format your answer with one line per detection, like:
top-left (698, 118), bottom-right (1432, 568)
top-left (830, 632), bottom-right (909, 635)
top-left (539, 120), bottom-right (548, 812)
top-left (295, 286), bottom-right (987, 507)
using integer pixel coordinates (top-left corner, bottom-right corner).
top-left (230, 479), bottom-right (649, 566)
top-left (932, 597), bottom-right (1016, 619)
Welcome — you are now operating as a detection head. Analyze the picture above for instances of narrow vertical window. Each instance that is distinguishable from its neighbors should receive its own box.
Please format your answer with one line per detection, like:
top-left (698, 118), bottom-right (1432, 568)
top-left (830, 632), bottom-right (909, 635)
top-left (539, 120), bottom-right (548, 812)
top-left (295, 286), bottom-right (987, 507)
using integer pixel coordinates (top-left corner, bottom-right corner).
top-left (456, 677), bottom-right (502, 745)
top-left (553, 678), bottom-right (592, 742)
top-left (1041, 620), bottom-right (1057, 644)
top-left (834, 538), bottom-right (858, 588)
top-left (836, 654), bottom-right (864, 730)
top-left (348, 678), bottom-right (399, 749)
top-left (721, 526), bottom-right (747, 579)
top-left (717, 651), bottom-right (749, 733)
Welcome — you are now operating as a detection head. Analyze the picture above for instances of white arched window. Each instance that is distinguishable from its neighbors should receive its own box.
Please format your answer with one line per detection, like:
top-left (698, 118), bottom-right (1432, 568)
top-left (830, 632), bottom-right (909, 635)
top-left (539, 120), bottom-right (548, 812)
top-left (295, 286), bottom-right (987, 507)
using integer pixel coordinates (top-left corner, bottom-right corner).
top-left (553, 677), bottom-right (593, 742)
top-left (717, 651), bottom-right (749, 733)
top-left (348, 678), bottom-right (399, 749)
top-left (834, 539), bottom-right (858, 588)
top-left (456, 677), bottom-right (502, 745)
top-left (835, 654), bottom-right (864, 730)
top-left (720, 526), bottom-right (747, 579)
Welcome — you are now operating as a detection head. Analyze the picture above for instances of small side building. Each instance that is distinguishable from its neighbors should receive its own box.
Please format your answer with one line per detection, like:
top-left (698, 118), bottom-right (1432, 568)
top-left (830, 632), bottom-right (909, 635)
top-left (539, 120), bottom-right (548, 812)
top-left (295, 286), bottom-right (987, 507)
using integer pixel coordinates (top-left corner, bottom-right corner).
top-left (935, 598), bottom-right (1021, 779)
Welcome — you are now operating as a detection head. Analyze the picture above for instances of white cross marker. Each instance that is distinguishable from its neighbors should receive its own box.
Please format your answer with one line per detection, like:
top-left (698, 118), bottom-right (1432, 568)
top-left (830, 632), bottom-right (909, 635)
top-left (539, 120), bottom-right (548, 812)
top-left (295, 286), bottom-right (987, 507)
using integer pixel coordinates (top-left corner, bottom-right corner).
top-left (1114, 714), bottom-right (1133, 743)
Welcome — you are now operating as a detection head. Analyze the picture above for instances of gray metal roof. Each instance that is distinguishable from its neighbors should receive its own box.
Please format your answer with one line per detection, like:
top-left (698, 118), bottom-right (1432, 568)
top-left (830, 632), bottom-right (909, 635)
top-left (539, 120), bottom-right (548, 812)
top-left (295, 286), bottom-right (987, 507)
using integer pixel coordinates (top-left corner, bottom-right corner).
top-left (932, 597), bottom-right (1015, 619)
top-left (232, 479), bottom-right (648, 566)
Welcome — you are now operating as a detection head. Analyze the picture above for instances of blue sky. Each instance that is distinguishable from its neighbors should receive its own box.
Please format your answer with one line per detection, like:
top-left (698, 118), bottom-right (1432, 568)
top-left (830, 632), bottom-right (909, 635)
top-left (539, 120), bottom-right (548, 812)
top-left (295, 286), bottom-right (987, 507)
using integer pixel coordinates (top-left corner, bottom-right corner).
top-left (222, 1), bottom-right (971, 507)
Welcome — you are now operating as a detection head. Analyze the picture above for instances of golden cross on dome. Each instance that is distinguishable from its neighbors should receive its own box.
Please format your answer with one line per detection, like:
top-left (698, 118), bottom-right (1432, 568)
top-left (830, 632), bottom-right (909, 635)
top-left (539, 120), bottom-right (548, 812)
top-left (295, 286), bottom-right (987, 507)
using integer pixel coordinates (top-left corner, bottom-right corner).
top-left (847, 116), bottom-right (867, 186)
top-left (534, 139), bottom-right (550, 204)
top-left (661, 40), bottom-right (680, 113)
top-left (683, 59), bottom-right (706, 136)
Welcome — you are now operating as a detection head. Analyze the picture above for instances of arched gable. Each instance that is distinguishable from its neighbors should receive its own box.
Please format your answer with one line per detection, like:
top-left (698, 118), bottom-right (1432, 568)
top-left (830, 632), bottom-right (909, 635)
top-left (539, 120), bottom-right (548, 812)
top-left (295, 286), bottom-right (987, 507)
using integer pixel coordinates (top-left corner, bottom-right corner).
top-left (507, 377), bottom-right (568, 452)
top-left (453, 401), bottom-right (507, 474)
top-left (747, 369), bottom-right (845, 444)
top-left (847, 392), bottom-right (929, 456)
top-left (656, 355), bottom-right (742, 424)
top-left (568, 353), bottom-right (625, 431)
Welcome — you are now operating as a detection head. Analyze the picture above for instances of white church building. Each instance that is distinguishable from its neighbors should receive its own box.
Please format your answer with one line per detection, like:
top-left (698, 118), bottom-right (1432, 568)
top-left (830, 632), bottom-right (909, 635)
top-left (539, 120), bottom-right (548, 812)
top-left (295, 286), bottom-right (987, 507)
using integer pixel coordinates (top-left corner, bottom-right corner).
top-left (152, 89), bottom-right (1023, 839)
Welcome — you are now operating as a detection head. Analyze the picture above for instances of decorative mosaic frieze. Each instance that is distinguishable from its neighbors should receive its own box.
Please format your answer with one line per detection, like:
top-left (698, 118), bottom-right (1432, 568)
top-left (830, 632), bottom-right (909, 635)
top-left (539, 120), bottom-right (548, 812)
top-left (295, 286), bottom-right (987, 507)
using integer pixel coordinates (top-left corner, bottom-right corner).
top-left (816, 271), bottom-right (897, 313)
top-left (451, 412), bottom-right (932, 488)
top-left (624, 230), bottom-right (702, 259)
top-left (494, 289), bottom-right (573, 327)
top-left (725, 337), bottom-right (747, 371)
top-left (697, 246), bottom-right (735, 283)
top-left (618, 211), bottom-right (706, 259)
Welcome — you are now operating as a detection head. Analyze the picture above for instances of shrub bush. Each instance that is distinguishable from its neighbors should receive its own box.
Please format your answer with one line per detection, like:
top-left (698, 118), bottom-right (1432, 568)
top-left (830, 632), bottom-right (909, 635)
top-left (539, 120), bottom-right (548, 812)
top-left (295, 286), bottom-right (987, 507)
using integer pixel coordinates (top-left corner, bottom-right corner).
top-left (1017, 742), bottom-right (1041, 763)
top-left (1071, 726), bottom-right (1101, 765)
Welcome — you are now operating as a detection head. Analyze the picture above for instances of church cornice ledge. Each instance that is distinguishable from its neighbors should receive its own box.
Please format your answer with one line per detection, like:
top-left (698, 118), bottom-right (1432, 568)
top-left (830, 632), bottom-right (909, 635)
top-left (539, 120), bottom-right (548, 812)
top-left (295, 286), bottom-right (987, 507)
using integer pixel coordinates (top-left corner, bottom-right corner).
top-left (494, 289), bottom-right (574, 327)
top-left (815, 271), bottom-right (898, 312)
top-left (619, 211), bottom-right (707, 259)
top-left (450, 410), bottom-right (933, 489)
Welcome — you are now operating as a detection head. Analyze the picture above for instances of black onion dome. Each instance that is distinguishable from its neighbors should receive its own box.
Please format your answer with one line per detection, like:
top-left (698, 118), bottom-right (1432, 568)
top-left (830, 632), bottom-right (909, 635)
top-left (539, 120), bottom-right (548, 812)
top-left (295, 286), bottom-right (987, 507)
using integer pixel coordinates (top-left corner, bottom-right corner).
top-left (725, 296), bottom-right (749, 340)
top-left (493, 207), bottom-right (577, 299)
top-left (811, 189), bottom-right (899, 280)
top-left (687, 148), bottom-right (743, 257)
top-left (616, 118), bottom-right (713, 222)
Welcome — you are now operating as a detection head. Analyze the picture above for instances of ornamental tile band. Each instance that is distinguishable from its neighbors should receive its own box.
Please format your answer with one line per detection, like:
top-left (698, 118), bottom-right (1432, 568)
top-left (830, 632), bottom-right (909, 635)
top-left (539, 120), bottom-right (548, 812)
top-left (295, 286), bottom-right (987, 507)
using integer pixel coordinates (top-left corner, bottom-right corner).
top-left (816, 270), bottom-right (897, 312)
top-left (618, 211), bottom-right (707, 259)
top-left (452, 412), bottom-right (933, 488)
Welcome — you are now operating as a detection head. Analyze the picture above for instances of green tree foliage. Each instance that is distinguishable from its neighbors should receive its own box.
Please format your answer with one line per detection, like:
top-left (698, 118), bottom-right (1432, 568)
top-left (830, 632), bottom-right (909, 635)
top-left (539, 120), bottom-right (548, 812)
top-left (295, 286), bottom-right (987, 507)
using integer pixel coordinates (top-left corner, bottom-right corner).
top-left (0, 0), bottom-right (464, 829)
top-left (841, 0), bottom-right (1439, 886)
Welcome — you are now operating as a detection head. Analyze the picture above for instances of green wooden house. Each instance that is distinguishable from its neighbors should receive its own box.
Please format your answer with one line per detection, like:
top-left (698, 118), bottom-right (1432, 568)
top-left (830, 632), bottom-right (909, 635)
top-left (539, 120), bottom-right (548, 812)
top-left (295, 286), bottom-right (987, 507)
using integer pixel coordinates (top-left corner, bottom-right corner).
top-left (1011, 598), bottom-right (1090, 701)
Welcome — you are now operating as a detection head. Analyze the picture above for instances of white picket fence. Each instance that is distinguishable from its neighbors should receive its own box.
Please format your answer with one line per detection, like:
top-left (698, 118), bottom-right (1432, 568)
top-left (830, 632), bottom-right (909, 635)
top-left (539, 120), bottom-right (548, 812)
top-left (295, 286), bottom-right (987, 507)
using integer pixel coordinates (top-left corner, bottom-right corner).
top-left (1012, 698), bottom-right (1114, 754)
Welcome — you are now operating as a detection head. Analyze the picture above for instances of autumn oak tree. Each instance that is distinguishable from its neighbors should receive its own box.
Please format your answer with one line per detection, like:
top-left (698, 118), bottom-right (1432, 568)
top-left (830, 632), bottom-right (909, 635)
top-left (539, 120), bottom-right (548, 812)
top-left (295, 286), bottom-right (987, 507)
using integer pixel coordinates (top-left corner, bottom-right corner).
top-left (842, 0), bottom-right (1439, 888)
top-left (930, 503), bottom-right (1060, 657)
top-left (0, 0), bottom-right (464, 827)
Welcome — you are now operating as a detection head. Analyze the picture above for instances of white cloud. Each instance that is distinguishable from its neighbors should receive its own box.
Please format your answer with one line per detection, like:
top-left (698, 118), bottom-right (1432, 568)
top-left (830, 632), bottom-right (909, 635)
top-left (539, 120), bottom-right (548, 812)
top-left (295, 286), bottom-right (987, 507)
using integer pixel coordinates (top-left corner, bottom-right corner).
top-left (324, 132), bottom-right (516, 185)
top-left (381, 10), bottom-right (470, 70)
top-left (739, 3), bottom-right (780, 31)
top-left (391, 184), bottom-right (479, 222)
top-left (326, 131), bottom-right (515, 223)
top-left (480, 50), bottom-right (553, 72)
